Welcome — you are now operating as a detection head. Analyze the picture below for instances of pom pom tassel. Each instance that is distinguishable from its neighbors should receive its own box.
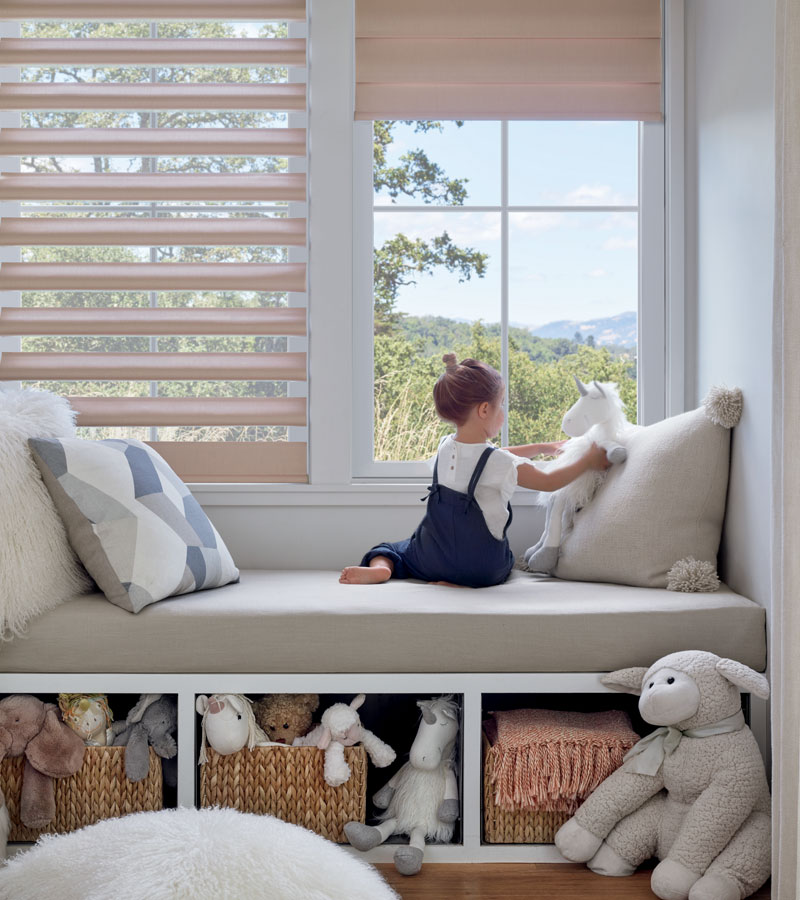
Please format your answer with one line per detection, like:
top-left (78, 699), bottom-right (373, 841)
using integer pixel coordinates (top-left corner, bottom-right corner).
top-left (703, 386), bottom-right (743, 428)
top-left (667, 557), bottom-right (721, 593)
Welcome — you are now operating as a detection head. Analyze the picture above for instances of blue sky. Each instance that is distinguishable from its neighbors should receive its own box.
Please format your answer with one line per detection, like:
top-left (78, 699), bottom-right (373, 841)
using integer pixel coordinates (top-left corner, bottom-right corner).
top-left (374, 121), bottom-right (639, 329)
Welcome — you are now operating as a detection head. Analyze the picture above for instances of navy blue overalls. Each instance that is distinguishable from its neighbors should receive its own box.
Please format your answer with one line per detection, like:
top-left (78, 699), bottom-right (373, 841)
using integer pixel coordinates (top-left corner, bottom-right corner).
top-left (360, 446), bottom-right (515, 588)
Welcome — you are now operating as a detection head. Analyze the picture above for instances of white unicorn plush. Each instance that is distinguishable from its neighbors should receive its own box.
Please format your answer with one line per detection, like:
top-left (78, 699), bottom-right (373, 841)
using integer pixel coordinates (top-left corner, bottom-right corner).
top-left (524, 376), bottom-right (634, 575)
top-left (345, 695), bottom-right (460, 876)
top-left (196, 693), bottom-right (269, 764)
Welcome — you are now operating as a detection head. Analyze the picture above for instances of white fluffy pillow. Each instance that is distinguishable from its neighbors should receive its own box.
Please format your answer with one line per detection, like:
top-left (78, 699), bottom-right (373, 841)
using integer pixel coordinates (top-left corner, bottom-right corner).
top-left (554, 404), bottom-right (733, 589)
top-left (0, 388), bottom-right (92, 637)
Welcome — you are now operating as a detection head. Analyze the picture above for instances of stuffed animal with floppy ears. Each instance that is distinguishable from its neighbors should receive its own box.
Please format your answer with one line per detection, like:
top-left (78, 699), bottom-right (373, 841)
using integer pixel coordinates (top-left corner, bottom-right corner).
top-left (112, 694), bottom-right (178, 787)
top-left (253, 693), bottom-right (319, 745)
top-left (554, 651), bottom-right (770, 900)
top-left (0, 694), bottom-right (85, 856)
top-left (294, 694), bottom-right (396, 787)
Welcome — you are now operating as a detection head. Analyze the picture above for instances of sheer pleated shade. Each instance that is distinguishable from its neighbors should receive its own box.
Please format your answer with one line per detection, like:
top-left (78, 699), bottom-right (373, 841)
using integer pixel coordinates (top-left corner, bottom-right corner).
top-left (0, 173), bottom-right (306, 201)
top-left (0, 1), bottom-right (309, 482)
top-left (355, 0), bottom-right (662, 121)
top-left (0, 39), bottom-right (306, 65)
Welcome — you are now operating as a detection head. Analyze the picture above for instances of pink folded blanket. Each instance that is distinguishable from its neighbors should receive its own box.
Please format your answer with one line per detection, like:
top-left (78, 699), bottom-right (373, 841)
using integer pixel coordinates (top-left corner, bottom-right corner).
top-left (485, 708), bottom-right (639, 813)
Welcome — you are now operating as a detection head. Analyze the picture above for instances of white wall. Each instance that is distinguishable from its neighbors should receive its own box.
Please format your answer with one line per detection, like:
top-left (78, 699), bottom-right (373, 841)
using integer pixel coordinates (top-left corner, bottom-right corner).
top-left (195, 486), bottom-right (544, 570)
top-left (684, 0), bottom-right (776, 608)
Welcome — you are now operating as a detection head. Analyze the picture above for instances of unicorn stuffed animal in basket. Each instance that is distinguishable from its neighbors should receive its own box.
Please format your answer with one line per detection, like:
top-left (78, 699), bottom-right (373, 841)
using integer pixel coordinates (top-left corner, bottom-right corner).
top-left (345, 695), bottom-right (460, 876)
top-left (524, 376), bottom-right (634, 574)
top-left (196, 693), bottom-right (269, 763)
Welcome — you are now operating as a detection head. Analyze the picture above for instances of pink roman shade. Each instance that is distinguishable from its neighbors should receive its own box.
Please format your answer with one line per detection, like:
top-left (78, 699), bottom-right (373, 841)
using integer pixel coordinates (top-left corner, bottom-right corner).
top-left (0, 1), bottom-right (308, 483)
top-left (355, 0), bottom-right (662, 121)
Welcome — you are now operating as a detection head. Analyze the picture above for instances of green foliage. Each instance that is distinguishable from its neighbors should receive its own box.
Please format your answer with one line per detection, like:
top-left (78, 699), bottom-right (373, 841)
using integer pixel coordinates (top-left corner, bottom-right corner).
top-left (375, 321), bottom-right (637, 462)
top-left (372, 121), bottom-right (488, 334)
top-left (373, 121), bottom-right (467, 204)
top-left (374, 234), bottom-right (487, 333)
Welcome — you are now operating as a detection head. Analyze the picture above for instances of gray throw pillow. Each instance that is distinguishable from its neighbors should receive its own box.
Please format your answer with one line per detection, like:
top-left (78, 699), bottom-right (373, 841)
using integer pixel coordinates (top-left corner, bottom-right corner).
top-left (554, 405), bottom-right (731, 589)
top-left (28, 437), bottom-right (239, 613)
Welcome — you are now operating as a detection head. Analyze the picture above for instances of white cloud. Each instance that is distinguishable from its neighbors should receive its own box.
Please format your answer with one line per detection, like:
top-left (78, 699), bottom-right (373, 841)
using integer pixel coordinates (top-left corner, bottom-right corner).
top-left (373, 211), bottom-right (500, 244)
top-left (587, 268), bottom-right (608, 278)
top-left (512, 212), bottom-right (565, 232)
top-left (602, 236), bottom-right (637, 251)
top-left (599, 211), bottom-right (638, 231)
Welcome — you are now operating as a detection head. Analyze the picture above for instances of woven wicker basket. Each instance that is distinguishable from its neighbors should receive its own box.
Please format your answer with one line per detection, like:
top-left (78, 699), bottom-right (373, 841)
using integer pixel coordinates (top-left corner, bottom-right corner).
top-left (482, 735), bottom-right (571, 844)
top-left (200, 745), bottom-right (367, 843)
top-left (1, 746), bottom-right (163, 841)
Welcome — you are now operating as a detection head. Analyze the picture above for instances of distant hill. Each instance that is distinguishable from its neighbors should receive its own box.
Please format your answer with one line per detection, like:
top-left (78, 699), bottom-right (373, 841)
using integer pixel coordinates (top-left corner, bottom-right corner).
top-left (531, 312), bottom-right (637, 347)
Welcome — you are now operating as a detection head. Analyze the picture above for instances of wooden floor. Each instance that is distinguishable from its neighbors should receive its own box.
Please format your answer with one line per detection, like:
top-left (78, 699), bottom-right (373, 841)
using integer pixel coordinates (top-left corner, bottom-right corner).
top-left (376, 864), bottom-right (772, 899)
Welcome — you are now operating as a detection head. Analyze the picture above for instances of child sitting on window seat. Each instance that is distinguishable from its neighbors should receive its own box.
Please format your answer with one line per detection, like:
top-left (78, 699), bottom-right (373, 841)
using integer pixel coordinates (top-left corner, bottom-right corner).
top-left (340, 354), bottom-right (609, 588)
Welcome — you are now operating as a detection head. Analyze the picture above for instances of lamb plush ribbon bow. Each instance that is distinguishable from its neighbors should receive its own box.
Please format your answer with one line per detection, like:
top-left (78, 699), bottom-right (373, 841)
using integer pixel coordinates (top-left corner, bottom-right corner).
top-left (621, 710), bottom-right (746, 776)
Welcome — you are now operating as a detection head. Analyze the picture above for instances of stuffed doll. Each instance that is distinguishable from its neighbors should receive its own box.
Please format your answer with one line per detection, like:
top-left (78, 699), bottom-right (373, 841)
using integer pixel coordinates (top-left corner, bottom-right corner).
top-left (253, 693), bottom-right (319, 745)
top-left (294, 694), bottom-right (396, 787)
top-left (554, 651), bottom-right (771, 900)
top-left (196, 693), bottom-right (269, 764)
top-left (112, 694), bottom-right (177, 787)
top-left (345, 696), bottom-right (459, 876)
top-left (57, 694), bottom-right (114, 746)
top-left (0, 694), bottom-right (85, 854)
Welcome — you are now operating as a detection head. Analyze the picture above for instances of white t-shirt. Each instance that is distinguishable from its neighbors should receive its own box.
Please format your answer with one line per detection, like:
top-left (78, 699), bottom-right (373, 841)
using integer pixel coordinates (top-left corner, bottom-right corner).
top-left (428, 435), bottom-right (532, 540)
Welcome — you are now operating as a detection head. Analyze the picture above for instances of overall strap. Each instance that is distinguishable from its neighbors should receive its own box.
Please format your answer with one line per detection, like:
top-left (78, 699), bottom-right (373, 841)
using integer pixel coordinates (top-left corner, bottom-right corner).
top-left (423, 435), bottom-right (449, 501)
top-left (466, 446), bottom-right (496, 499)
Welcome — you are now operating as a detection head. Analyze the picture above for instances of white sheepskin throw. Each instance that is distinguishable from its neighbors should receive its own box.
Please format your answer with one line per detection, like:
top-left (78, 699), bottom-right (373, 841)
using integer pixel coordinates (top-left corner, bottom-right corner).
top-left (0, 808), bottom-right (400, 900)
top-left (0, 388), bottom-right (92, 638)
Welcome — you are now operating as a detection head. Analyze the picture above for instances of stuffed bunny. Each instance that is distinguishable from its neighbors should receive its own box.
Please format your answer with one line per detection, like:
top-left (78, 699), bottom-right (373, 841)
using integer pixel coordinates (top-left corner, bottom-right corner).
top-left (0, 694), bottom-right (85, 854)
top-left (554, 651), bottom-right (771, 900)
top-left (112, 694), bottom-right (177, 787)
top-left (294, 694), bottom-right (396, 787)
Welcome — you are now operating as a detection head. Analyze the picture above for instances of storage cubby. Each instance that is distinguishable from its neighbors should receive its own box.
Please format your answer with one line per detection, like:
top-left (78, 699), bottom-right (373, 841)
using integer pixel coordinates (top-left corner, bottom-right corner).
top-left (193, 691), bottom-right (465, 846)
top-left (480, 691), bottom-right (646, 846)
top-left (0, 692), bottom-right (178, 841)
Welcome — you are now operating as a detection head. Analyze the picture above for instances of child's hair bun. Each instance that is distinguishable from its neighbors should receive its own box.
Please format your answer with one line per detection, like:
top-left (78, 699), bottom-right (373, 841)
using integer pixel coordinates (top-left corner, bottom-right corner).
top-left (442, 353), bottom-right (458, 370)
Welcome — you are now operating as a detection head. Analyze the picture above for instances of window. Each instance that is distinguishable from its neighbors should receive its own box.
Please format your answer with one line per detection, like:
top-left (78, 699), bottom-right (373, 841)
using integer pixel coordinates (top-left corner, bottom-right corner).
top-left (354, 118), bottom-right (664, 478)
top-left (0, 2), bottom-right (308, 483)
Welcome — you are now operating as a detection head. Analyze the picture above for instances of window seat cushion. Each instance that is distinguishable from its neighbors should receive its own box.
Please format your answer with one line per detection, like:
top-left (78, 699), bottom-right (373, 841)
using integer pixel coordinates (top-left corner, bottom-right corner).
top-left (0, 570), bottom-right (766, 675)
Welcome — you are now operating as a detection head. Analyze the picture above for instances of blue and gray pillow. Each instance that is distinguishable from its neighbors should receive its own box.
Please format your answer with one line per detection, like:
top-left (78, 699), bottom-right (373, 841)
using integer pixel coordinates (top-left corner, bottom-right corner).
top-left (28, 437), bottom-right (239, 613)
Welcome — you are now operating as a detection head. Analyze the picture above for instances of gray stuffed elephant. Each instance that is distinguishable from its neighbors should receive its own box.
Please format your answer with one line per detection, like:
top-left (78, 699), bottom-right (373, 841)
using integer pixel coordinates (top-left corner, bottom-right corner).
top-left (112, 694), bottom-right (177, 787)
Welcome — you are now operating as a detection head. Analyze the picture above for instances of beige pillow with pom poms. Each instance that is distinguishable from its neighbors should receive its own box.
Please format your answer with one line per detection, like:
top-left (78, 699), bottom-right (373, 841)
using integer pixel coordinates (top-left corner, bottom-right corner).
top-left (554, 388), bottom-right (742, 589)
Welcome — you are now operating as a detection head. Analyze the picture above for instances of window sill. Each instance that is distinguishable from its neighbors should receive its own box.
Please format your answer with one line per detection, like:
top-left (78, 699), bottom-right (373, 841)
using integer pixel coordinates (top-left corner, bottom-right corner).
top-left (190, 481), bottom-right (545, 507)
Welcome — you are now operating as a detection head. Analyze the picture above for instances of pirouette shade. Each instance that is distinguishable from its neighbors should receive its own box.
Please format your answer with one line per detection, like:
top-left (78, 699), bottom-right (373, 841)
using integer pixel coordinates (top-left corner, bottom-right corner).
top-left (355, 0), bottom-right (662, 121)
top-left (0, 2), bottom-right (308, 482)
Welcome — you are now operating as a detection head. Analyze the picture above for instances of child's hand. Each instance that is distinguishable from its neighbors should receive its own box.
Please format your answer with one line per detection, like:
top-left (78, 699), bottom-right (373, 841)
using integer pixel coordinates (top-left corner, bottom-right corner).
top-left (549, 440), bottom-right (569, 456)
top-left (585, 442), bottom-right (611, 471)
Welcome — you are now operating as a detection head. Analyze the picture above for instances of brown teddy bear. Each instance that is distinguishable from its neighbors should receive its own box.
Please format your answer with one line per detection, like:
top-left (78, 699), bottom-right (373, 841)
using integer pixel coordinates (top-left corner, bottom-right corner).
top-left (253, 694), bottom-right (319, 745)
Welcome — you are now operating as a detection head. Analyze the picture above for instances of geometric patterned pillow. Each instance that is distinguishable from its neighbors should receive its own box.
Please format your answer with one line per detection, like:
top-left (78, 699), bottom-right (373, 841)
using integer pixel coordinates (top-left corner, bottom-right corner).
top-left (28, 437), bottom-right (239, 613)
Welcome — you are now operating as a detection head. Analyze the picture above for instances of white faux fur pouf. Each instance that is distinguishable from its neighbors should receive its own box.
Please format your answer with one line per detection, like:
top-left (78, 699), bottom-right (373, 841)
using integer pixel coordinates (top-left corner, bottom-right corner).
top-left (0, 388), bottom-right (92, 638)
top-left (0, 808), bottom-right (400, 900)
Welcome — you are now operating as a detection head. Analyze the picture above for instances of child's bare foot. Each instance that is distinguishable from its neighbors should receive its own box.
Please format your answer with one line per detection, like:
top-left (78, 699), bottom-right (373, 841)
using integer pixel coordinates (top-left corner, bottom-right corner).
top-left (430, 580), bottom-right (459, 587)
top-left (339, 565), bottom-right (392, 584)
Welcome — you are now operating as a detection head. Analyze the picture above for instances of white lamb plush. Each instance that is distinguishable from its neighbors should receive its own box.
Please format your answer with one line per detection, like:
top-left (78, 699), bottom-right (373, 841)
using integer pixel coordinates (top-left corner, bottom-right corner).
top-left (555, 651), bottom-right (770, 900)
top-left (294, 694), bottom-right (396, 787)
